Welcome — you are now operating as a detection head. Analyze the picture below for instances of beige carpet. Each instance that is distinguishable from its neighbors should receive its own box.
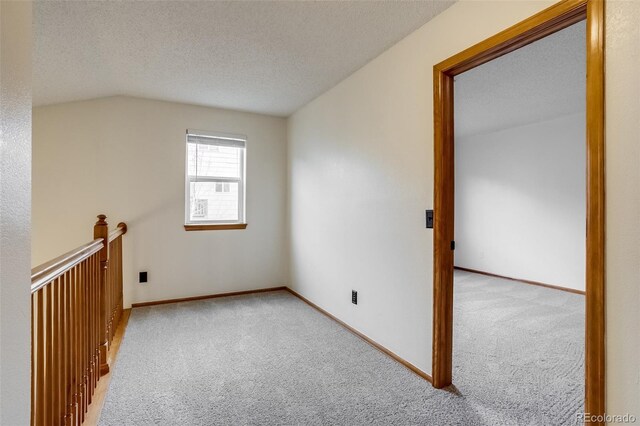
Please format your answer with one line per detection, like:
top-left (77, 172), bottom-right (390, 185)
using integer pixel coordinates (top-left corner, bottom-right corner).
top-left (100, 271), bottom-right (584, 425)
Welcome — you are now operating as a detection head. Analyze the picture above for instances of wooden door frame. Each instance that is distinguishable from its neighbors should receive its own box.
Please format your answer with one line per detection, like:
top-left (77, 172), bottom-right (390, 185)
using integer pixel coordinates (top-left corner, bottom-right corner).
top-left (432, 0), bottom-right (605, 421)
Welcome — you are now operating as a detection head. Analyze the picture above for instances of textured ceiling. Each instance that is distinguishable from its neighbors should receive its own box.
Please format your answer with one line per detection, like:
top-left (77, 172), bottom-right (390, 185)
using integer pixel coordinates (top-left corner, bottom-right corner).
top-left (455, 21), bottom-right (586, 138)
top-left (34, 0), bottom-right (454, 116)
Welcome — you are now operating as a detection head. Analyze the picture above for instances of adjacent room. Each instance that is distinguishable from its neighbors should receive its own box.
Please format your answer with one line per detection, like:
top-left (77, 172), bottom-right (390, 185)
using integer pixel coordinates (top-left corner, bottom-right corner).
top-left (0, 0), bottom-right (637, 425)
top-left (452, 21), bottom-right (586, 422)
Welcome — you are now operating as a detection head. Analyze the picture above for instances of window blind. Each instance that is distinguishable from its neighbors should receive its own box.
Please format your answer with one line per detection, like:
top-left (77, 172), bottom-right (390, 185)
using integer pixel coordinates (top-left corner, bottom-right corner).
top-left (187, 129), bottom-right (246, 149)
top-left (187, 135), bottom-right (246, 149)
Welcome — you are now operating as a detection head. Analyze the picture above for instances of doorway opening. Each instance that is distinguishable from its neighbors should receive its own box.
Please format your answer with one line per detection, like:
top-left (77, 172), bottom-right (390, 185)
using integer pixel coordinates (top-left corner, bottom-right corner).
top-left (454, 19), bottom-right (586, 423)
top-left (432, 0), bottom-right (604, 422)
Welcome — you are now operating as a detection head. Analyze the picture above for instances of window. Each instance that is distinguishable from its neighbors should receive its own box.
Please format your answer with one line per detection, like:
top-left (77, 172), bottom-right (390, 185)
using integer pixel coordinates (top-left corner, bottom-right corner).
top-left (192, 199), bottom-right (208, 218)
top-left (215, 182), bottom-right (230, 193)
top-left (185, 130), bottom-right (246, 227)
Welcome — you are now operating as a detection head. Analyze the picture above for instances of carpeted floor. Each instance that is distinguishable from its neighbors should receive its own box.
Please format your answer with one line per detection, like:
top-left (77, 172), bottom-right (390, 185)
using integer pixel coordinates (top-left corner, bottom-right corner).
top-left (99, 271), bottom-right (584, 425)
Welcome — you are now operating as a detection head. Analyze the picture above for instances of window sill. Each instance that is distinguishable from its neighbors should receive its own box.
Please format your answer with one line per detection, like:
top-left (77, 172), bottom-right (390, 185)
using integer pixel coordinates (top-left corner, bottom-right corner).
top-left (184, 223), bottom-right (248, 231)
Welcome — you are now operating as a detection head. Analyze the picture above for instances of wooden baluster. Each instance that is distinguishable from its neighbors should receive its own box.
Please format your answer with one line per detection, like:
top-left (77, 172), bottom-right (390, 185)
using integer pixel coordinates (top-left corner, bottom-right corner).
top-left (59, 275), bottom-right (65, 425)
top-left (107, 241), bottom-right (112, 345)
top-left (110, 240), bottom-right (114, 342)
top-left (52, 279), bottom-right (58, 426)
top-left (88, 255), bottom-right (93, 406)
top-left (112, 240), bottom-right (115, 340)
top-left (120, 237), bottom-right (122, 321)
top-left (68, 268), bottom-right (74, 426)
top-left (76, 262), bottom-right (83, 425)
top-left (59, 275), bottom-right (66, 425)
top-left (77, 262), bottom-right (83, 422)
top-left (87, 255), bottom-right (94, 406)
top-left (96, 253), bottom-right (100, 388)
top-left (94, 254), bottom-right (99, 390)
top-left (37, 289), bottom-right (45, 426)
top-left (71, 268), bottom-right (76, 426)
top-left (94, 215), bottom-right (110, 376)
top-left (112, 238), bottom-right (116, 338)
top-left (112, 240), bottom-right (116, 341)
top-left (111, 240), bottom-right (115, 342)
top-left (64, 269), bottom-right (72, 426)
top-left (89, 255), bottom-right (93, 407)
top-left (111, 240), bottom-right (114, 341)
top-left (76, 262), bottom-right (82, 423)
top-left (119, 238), bottom-right (122, 328)
top-left (88, 256), bottom-right (93, 401)
top-left (44, 282), bottom-right (53, 426)
top-left (106, 241), bottom-right (111, 345)
top-left (111, 240), bottom-right (115, 340)
top-left (54, 279), bottom-right (60, 425)
top-left (98, 252), bottom-right (102, 381)
top-left (117, 239), bottom-right (119, 332)
top-left (90, 255), bottom-right (95, 399)
top-left (60, 277), bottom-right (65, 426)
top-left (109, 237), bottom-right (115, 340)
top-left (60, 273), bottom-right (66, 426)
top-left (72, 265), bottom-right (80, 426)
top-left (119, 236), bottom-right (123, 323)
top-left (93, 253), bottom-right (99, 391)
top-left (70, 266), bottom-right (76, 426)
top-left (116, 239), bottom-right (119, 335)
top-left (109, 241), bottom-right (115, 338)
top-left (116, 238), bottom-right (120, 333)
top-left (59, 272), bottom-right (69, 425)
top-left (31, 293), bottom-right (35, 426)
top-left (38, 289), bottom-right (43, 426)
top-left (117, 238), bottom-right (120, 328)
top-left (62, 270), bottom-right (69, 426)
top-left (81, 259), bottom-right (87, 421)
top-left (54, 276), bottom-right (61, 425)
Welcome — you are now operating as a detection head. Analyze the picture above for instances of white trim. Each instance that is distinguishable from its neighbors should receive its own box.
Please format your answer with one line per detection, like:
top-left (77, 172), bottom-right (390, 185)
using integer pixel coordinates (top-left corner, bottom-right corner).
top-left (239, 147), bottom-right (246, 223)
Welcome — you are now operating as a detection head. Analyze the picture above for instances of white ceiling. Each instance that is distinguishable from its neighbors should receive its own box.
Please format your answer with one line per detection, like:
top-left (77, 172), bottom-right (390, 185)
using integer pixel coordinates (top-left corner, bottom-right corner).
top-left (455, 21), bottom-right (586, 138)
top-left (34, 0), bottom-right (454, 116)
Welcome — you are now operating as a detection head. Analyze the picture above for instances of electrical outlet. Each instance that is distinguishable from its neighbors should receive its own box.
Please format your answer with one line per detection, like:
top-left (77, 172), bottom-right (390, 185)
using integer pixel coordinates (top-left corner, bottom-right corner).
top-left (139, 271), bottom-right (148, 283)
top-left (352, 290), bottom-right (358, 305)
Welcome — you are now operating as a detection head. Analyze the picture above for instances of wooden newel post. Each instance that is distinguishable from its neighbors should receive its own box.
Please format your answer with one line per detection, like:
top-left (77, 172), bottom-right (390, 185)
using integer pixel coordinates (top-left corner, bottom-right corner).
top-left (94, 214), bottom-right (110, 376)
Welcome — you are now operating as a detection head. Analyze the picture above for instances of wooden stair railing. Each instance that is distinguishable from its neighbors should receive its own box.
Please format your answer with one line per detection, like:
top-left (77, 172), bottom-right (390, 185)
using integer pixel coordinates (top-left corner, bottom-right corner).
top-left (31, 215), bottom-right (128, 426)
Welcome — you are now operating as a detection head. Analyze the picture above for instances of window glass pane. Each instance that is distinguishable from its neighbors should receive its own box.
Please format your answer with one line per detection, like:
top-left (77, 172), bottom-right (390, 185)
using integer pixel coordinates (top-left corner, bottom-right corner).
top-left (189, 181), bottom-right (239, 222)
top-left (187, 142), bottom-right (241, 178)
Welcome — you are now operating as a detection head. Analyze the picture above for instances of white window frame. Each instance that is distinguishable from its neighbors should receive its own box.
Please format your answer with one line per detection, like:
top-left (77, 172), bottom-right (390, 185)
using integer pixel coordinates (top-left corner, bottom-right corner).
top-left (185, 129), bottom-right (247, 225)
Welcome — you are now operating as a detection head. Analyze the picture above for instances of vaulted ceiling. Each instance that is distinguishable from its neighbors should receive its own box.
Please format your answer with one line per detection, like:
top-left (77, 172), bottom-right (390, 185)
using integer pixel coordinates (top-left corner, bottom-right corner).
top-left (34, 0), bottom-right (454, 116)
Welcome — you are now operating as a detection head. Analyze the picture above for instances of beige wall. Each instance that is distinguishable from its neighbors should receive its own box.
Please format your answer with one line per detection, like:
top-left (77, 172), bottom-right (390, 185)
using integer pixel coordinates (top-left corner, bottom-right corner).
top-left (605, 0), bottom-right (640, 418)
top-left (0, 1), bottom-right (32, 423)
top-left (288, 0), bottom-right (557, 376)
top-left (288, 0), bottom-right (639, 416)
top-left (33, 96), bottom-right (288, 306)
top-left (455, 113), bottom-right (586, 291)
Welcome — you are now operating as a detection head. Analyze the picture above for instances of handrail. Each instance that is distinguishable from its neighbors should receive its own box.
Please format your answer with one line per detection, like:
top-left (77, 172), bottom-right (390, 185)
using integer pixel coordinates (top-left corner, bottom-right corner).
top-left (108, 222), bottom-right (128, 243)
top-left (30, 239), bottom-right (104, 293)
top-left (31, 214), bottom-right (128, 426)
